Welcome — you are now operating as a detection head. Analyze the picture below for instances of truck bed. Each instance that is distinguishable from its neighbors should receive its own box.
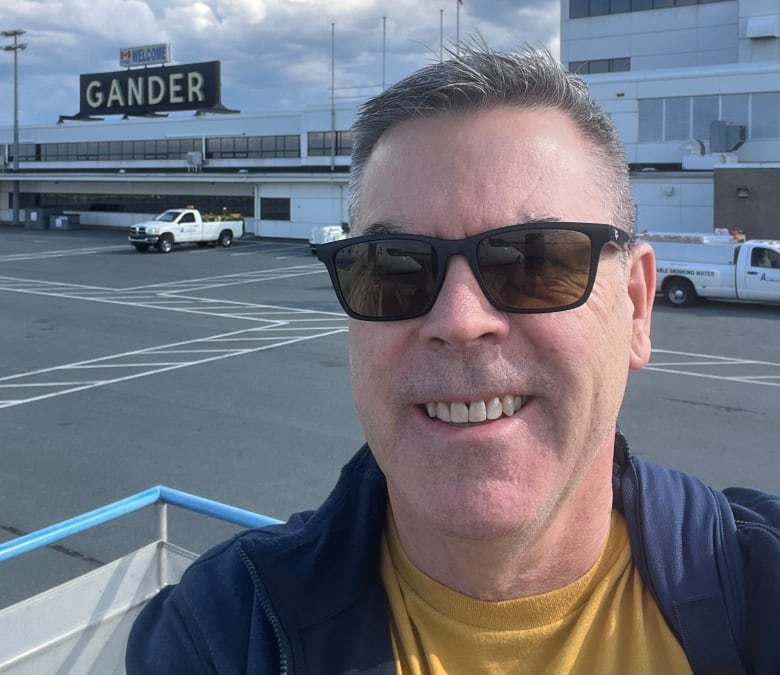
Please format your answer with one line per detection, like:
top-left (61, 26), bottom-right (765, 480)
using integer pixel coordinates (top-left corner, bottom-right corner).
top-left (651, 241), bottom-right (737, 265)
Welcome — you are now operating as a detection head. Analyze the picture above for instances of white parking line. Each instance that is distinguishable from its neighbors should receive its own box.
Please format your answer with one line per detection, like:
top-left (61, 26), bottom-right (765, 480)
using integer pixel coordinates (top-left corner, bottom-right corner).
top-left (0, 265), bottom-right (342, 325)
top-left (0, 245), bottom-right (128, 262)
top-left (0, 323), bottom-right (348, 409)
top-left (0, 262), bottom-right (351, 408)
top-left (647, 349), bottom-right (780, 387)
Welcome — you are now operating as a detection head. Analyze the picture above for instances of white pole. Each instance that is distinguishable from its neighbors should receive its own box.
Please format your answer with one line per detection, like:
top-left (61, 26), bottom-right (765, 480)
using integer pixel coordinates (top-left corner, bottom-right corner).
top-left (330, 22), bottom-right (335, 171)
top-left (456, 1), bottom-right (460, 56)
top-left (382, 16), bottom-right (386, 90)
top-left (2, 29), bottom-right (27, 226)
top-left (439, 9), bottom-right (444, 62)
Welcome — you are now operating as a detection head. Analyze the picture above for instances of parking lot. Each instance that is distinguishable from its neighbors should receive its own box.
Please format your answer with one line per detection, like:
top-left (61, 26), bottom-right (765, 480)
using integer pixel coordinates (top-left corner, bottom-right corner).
top-left (1, 226), bottom-right (778, 606)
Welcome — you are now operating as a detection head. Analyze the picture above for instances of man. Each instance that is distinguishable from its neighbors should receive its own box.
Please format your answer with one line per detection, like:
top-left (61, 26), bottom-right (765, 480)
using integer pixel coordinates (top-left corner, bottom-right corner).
top-left (126, 45), bottom-right (779, 673)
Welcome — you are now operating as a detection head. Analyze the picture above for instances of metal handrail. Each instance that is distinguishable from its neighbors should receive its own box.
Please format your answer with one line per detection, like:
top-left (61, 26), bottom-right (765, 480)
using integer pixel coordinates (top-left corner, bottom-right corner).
top-left (0, 485), bottom-right (281, 563)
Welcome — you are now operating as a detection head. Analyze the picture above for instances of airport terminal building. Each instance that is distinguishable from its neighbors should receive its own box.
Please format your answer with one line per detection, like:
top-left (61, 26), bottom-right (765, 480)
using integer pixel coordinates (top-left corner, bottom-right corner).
top-left (0, 54), bottom-right (356, 238)
top-left (2, 0), bottom-right (780, 240)
top-left (563, 0), bottom-right (780, 239)
top-left (0, 101), bottom-right (356, 239)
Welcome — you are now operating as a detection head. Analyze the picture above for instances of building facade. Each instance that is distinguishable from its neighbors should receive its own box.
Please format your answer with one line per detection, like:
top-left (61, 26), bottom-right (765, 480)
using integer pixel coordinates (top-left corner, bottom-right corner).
top-left (562, 0), bottom-right (780, 239)
top-left (0, 104), bottom-right (356, 239)
top-left (4, 4), bottom-right (780, 240)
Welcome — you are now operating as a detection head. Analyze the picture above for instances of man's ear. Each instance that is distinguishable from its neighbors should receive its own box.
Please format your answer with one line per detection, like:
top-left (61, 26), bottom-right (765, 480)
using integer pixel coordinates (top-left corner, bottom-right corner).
top-left (627, 242), bottom-right (656, 370)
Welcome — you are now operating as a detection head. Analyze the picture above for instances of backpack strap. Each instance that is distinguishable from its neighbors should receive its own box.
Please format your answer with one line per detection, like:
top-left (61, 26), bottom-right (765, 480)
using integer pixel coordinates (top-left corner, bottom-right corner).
top-left (613, 432), bottom-right (747, 675)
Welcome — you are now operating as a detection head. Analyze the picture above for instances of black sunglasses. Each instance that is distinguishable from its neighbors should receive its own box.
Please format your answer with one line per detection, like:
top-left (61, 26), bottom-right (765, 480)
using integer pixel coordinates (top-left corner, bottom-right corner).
top-left (316, 222), bottom-right (631, 321)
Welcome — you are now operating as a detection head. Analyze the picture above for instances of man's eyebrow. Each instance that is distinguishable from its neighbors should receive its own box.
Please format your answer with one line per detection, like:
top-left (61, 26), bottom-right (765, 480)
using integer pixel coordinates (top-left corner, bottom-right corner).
top-left (519, 215), bottom-right (563, 224)
top-left (361, 222), bottom-right (408, 236)
top-left (360, 217), bottom-right (563, 237)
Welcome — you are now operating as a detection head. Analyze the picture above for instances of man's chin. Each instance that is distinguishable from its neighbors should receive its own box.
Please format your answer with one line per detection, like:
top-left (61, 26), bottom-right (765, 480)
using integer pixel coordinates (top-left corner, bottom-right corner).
top-left (394, 484), bottom-right (553, 543)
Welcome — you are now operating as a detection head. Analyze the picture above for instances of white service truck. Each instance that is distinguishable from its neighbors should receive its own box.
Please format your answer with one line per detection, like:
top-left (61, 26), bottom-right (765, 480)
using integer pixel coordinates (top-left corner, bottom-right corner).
top-left (128, 208), bottom-right (244, 253)
top-left (309, 222), bottom-right (350, 254)
top-left (638, 232), bottom-right (780, 307)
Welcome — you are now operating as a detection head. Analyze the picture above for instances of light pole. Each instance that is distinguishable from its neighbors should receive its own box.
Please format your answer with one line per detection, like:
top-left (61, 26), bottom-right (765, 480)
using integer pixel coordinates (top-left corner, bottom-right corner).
top-left (2, 29), bottom-right (27, 226)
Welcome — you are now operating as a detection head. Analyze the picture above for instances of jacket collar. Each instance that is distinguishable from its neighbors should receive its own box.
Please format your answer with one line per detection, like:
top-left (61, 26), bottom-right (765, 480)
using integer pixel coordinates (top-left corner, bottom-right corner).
top-left (241, 444), bottom-right (388, 628)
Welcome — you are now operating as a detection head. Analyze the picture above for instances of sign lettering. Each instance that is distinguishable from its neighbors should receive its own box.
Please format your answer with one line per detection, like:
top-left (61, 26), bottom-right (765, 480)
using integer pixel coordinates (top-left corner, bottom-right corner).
top-left (120, 43), bottom-right (171, 68)
top-left (658, 267), bottom-right (718, 277)
top-left (79, 61), bottom-right (220, 116)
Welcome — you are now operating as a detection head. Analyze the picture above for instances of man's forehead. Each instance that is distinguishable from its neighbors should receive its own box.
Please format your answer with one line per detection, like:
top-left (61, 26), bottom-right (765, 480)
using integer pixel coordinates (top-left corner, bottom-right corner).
top-left (355, 107), bottom-right (605, 236)
top-left (363, 107), bottom-right (594, 189)
top-left (371, 105), bottom-right (576, 145)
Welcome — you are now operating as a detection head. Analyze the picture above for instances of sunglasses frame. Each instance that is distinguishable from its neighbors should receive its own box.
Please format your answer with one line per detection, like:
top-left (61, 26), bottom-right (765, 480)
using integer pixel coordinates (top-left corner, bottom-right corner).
top-left (316, 222), bottom-right (631, 321)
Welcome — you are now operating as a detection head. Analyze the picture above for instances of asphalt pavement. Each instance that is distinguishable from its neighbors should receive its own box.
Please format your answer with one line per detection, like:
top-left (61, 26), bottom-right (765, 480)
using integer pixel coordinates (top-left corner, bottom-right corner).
top-left (0, 225), bottom-right (778, 607)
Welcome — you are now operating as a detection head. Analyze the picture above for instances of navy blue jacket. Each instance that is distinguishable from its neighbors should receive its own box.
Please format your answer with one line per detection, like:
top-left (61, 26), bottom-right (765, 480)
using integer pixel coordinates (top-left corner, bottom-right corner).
top-left (125, 441), bottom-right (780, 674)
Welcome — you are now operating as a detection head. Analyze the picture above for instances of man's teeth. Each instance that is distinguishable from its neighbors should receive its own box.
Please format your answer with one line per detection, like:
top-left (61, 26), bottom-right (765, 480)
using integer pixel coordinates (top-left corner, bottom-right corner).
top-left (425, 396), bottom-right (526, 423)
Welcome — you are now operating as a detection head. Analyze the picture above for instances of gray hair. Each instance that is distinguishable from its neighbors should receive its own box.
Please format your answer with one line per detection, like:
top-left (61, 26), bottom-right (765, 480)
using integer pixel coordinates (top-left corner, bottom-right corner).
top-left (348, 43), bottom-right (635, 236)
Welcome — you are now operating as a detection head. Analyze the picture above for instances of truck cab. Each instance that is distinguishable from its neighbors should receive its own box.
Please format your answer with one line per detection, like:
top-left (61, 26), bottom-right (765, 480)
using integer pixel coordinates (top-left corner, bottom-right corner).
top-left (743, 242), bottom-right (780, 302)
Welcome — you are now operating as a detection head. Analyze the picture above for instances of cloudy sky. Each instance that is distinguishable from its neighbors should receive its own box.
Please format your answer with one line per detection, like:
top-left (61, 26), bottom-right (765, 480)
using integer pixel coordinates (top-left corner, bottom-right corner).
top-left (0, 0), bottom-right (560, 127)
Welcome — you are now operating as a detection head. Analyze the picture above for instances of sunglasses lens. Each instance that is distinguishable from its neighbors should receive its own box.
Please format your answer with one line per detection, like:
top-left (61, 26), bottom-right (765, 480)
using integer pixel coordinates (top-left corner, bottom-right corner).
top-left (324, 225), bottom-right (608, 319)
top-left (333, 239), bottom-right (438, 318)
top-left (477, 229), bottom-right (593, 310)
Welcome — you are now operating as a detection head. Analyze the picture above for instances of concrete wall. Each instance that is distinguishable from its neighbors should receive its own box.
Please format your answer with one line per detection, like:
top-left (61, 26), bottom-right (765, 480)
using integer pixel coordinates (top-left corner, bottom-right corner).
top-left (631, 172), bottom-right (714, 233)
top-left (713, 166), bottom-right (780, 238)
top-left (561, 1), bottom-right (739, 69)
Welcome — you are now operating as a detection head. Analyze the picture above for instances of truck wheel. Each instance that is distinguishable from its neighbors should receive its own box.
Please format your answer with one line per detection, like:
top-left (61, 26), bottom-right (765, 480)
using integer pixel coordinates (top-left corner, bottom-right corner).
top-left (664, 278), bottom-right (697, 307)
top-left (134, 244), bottom-right (150, 252)
top-left (218, 230), bottom-right (233, 248)
top-left (157, 234), bottom-right (174, 254)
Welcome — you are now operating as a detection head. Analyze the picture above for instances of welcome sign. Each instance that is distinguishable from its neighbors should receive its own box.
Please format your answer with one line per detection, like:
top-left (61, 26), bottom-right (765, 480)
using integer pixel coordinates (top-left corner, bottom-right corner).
top-left (78, 61), bottom-right (224, 117)
top-left (120, 43), bottom-right (172, 68)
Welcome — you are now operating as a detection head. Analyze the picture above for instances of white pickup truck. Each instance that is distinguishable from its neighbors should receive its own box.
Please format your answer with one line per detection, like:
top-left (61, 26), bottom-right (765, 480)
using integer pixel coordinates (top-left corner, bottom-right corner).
top-left (128, 208), bottom-right (244, 253)
top-left (309, 222), bottom-right (350, 254)
top-left (638, 232), bottom-right (780, 307)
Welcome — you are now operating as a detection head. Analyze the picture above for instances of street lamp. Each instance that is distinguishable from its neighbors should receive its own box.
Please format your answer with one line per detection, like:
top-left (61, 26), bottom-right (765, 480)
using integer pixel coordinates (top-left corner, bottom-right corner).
top-left (2, 28), bottom-right (27, 226)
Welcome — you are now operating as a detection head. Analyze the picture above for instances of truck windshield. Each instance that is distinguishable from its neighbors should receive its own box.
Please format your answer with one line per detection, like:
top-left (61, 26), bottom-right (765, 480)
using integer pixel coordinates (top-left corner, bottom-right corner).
top-left (155, 211), bottom-right (182, 222)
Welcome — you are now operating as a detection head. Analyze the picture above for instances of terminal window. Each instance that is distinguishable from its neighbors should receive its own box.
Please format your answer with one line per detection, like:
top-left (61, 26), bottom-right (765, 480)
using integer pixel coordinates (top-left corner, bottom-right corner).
top-left (638, 94), bottom-right (764, 146)
top-left (307, 131), bottom-right (353, 157)
top-left (260, 197), bottom-right (291, 221)
top-left (569, 0), bottom-right (727, 17)
top-left (569, 58), bottom-right (630, 74)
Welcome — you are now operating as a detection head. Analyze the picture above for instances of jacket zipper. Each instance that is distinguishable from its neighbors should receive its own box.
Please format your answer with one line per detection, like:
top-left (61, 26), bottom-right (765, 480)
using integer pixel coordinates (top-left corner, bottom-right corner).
top-left (733, 519), bottom-right (780, 536)
top-left (238, 544), bottom-right (291, 674)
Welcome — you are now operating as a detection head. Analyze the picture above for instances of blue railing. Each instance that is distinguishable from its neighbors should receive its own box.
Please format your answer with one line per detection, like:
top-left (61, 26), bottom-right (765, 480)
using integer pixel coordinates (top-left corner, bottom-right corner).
top-left (0, 485), bottom-right (281, 563)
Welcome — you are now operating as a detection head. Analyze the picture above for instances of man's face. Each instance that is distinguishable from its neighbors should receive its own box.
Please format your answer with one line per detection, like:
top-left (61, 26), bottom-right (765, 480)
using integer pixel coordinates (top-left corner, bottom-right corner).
top-left (349, 107), bottom-right (653, 541)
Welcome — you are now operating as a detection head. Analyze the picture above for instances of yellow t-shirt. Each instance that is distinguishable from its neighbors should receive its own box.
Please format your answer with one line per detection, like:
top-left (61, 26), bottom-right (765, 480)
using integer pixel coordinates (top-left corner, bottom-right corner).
top-left (380, 510), bottom-right (692, 674)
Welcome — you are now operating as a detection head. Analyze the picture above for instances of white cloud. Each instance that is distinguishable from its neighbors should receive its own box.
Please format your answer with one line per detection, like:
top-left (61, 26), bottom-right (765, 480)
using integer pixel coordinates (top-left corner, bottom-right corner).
top-left (0, 0), bottom-right (562, 125)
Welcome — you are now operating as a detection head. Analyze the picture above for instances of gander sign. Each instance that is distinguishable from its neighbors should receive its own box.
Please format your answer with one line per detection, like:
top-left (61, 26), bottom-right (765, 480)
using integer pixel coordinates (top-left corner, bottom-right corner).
top-left (79, 61), bottom-right (222, 116)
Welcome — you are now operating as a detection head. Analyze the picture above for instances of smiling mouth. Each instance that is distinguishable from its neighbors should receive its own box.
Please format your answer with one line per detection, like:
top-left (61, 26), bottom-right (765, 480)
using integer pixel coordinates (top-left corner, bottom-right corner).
top-left (424, 395), bottom-right (527, 424)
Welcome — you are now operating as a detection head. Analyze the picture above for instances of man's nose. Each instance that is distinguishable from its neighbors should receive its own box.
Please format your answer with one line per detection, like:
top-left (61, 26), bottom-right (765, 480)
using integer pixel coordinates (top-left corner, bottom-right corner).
top-left (418, 257), bottom-right (510, 347)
